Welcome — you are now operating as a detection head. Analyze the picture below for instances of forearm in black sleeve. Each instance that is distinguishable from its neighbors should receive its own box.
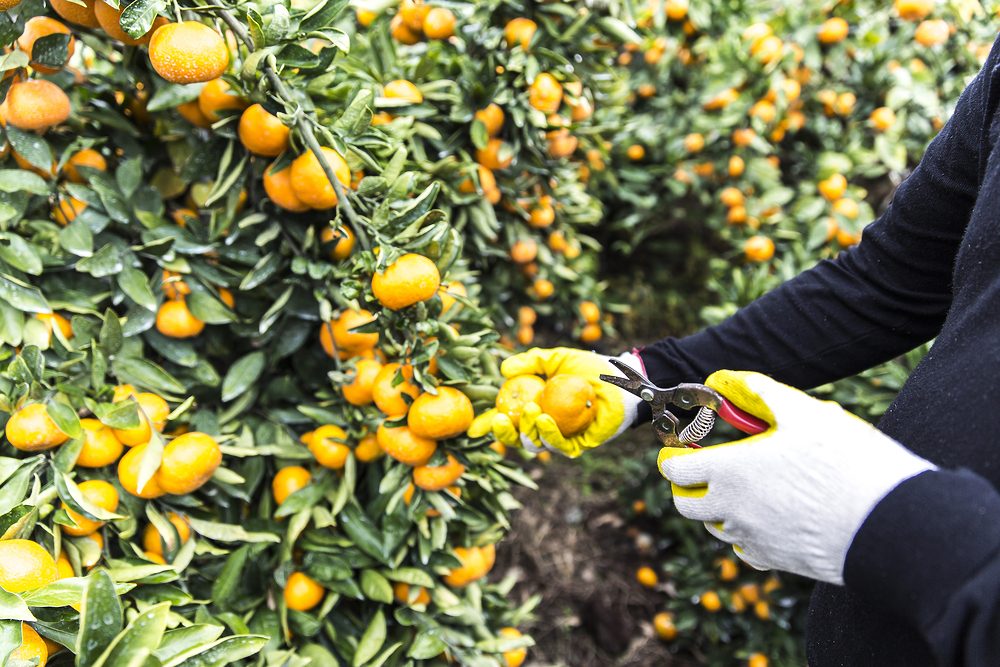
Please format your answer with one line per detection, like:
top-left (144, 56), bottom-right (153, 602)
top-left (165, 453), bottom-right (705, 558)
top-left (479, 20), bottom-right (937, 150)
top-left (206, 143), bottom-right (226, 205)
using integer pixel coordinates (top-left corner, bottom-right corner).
top-left (638, 46), bottom-right (993, 389)
top-left (844, 469), bottom-right (1000, 666)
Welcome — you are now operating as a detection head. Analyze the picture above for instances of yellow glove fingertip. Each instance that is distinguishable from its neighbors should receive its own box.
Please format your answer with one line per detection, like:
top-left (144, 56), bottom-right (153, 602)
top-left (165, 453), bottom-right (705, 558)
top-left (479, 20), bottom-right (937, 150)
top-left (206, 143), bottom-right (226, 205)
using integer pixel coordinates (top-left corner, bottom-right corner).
top-left (467, 409), bottom-right (497, 438)
top-left (491, 413), bottom-right (520, 447)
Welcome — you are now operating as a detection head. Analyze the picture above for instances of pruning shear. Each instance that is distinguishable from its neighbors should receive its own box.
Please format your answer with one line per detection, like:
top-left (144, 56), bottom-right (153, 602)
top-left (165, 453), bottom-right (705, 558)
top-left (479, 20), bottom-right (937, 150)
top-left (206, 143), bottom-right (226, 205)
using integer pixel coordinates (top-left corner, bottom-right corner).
top-left (600, 359), bottom-right (769, 447)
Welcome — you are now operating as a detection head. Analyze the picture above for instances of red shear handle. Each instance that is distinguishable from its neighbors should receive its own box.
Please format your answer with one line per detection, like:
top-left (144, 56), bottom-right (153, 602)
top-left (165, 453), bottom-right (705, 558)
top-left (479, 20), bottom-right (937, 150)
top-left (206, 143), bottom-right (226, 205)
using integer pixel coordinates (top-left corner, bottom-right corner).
top-left (717, 399), bottom-right (769, 435)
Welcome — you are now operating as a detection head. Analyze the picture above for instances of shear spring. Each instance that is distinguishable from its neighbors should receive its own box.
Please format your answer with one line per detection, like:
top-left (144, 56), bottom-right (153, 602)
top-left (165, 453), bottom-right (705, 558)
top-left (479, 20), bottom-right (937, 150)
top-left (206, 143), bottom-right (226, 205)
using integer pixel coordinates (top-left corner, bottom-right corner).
top-left (678, 406), bottom-right (716, 444)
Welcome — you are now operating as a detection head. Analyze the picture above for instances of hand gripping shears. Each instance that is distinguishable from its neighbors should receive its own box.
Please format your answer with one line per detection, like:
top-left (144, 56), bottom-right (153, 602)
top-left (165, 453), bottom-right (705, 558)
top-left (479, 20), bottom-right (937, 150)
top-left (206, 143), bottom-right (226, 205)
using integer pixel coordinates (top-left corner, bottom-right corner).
top-left (600, 359), bottom-right (768, 447)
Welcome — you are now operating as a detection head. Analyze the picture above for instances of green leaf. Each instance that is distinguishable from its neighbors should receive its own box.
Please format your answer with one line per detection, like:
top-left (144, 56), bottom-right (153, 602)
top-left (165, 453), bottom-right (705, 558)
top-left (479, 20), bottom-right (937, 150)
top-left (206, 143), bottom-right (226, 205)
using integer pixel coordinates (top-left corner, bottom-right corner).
top-left (339, 504), bottom-right (386, 563)
top-left (186, 291), bottom-right (236, 325)
top-left (360, 570), bottom-right (393, 604)
top-left (0, 234), bottom-right (42, 276)
top-left (31, 33), bottom-right (72, 69)
top-left (120, 0), bottom-right (165, 39)
top-left (5, 127), bottom-right (52, 173)
top-left (152, 625), bottom-right (224, 663)
top-left (92, 601), bottom-right (169, 667)
top-left (117, 267), bottom-right (157, 311)
top-left (186, 517), bottom-right (280, 543)
top-left (0, 589), bottom-right (34, 622)
top-left (210, 545), bottom-right (249, 610)
top-left (0, 301), bottom-right (23, 347)
top-left (384, 567), bottom-right (434, 588)
top-left (0, 170), bottom-right (48, 196)
top-left (334, 89), bottom-right (374, 135)
top-left (0, 273), bottom-right (49, 313)
top-left (22, 577), bottom-right (132, 608)
top-left (93, 401), bottom-right (140, 430)
top-left (58, 218), bottom-right (94, 256)
top-left (76, 244), bottom-right (124, 278)
top-left (168, 634), bottom-right (268, 667)
top-left (352, 610), bottom-right (386, 667)
top-left (116, 157), bottom-right (143, 198)
top-left (299, 0), bottom-right (350, 33)
top-left (99, 309), bottom-right (124, 355)
top-left (76, 570), bottom-right (124, 665)
top-left (220, 352), bottom-right (265, 403)
top-left (0, 620), bottom-right (21, 666)
top-left (111, 357), bottom-right (185, 396)
top-left (407, 633), bottom-right (447, 659)
top-left (55, 471), bottom-right (123, 521)
top-left (46, 401), bottom-right (82, 439)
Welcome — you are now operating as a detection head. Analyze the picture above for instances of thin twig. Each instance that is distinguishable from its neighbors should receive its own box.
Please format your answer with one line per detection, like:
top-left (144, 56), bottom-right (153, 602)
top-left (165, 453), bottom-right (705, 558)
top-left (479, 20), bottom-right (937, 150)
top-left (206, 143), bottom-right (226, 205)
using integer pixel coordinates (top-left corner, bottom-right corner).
top-left (213, 6), bottom-right (370, 251)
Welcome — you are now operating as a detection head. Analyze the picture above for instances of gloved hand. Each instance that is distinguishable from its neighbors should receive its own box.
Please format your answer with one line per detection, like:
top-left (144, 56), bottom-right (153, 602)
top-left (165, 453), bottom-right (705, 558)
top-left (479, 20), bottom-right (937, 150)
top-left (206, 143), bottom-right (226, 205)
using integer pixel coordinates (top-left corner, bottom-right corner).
top-left (659, 370), bottom-right (935, 585)
top-left (468, 347), bottom-right (644, 458)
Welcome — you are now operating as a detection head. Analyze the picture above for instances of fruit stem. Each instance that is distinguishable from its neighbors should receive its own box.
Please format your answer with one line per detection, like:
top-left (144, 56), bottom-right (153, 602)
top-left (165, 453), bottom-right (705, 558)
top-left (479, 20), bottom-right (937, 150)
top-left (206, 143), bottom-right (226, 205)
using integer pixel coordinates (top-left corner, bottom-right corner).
top-left (212, 7), bottom-right (371, 252)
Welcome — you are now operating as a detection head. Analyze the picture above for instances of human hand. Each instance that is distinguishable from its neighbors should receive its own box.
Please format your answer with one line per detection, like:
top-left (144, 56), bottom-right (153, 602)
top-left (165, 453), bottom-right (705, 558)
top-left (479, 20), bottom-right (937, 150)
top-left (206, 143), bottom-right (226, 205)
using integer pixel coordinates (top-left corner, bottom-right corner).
top-left (659, 370), bottom-right (935, 584)
top-left (468, 347), bottom-right (644, 458)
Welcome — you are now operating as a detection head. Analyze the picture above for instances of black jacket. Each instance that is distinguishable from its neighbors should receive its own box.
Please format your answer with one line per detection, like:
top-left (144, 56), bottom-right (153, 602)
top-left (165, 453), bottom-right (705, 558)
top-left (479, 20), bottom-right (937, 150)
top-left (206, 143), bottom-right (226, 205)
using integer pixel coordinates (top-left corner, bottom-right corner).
top-left (637, 33), bottom-right (1000, 667)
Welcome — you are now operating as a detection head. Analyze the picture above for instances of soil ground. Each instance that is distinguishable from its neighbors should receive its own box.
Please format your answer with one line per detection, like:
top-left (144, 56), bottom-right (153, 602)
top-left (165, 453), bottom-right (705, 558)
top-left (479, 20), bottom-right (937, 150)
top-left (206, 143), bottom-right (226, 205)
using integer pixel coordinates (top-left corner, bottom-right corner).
top-left (496, 440), bottom-right (699, 667)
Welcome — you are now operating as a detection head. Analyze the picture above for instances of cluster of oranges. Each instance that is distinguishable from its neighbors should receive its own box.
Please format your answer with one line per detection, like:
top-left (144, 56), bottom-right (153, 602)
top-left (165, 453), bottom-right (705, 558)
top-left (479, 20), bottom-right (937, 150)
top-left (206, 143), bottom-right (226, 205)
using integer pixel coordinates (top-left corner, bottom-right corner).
top-left (492, 372), bottom-right (596, 438)
top-left (384, 0), bottom-right (456, 44)
top-left (3, 383), bottom-right (218, 576)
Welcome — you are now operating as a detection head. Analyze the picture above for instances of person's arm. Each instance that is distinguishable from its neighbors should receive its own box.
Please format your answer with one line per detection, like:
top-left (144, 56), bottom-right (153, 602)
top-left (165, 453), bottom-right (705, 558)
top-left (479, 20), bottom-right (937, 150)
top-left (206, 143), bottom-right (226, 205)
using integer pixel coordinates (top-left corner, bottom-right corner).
top-left (845, 469), bottom-right (1000, 667)
top-left (657, 371), bottom-right (1000, 666)
top-left (640, 41), bottom-right (995, 390)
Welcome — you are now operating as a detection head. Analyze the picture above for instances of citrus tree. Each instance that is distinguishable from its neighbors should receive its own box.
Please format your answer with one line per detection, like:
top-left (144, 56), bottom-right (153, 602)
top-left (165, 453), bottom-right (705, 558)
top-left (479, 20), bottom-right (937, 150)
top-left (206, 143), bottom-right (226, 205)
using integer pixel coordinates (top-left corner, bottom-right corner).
top-left (595, 0), bottom-right (998, 664)
top-left (343, 1), bottom-right (646, 349)
top-left (0, 0), bottom-right (557, 663)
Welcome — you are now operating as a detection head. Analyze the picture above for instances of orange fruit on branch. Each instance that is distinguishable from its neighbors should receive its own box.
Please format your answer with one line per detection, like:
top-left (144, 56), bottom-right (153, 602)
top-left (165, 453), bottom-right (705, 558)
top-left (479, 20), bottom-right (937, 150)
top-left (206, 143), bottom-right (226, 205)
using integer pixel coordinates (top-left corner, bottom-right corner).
top-left (118, 443), bottom-right (166, 498)
top-left (372, 253), bottom-right (441, 311)
top-left (111, 391), bottom-right (169, 446)
top-left (308, 424), bottom-right (351, 470)
top-left (272, 466), bottom-right (311, 505)
top-left (504, 17), bottom-right (537, 49)
top-left (142, 512), bottom-right (191, 555)
top-left (51, 0), bottom-right (100, 28)
top-left (156, 431), bottom-right (222, 494)
top-left (342, 358), bottom-right (382, 406)
top-left (499, 627), bottom-right (527, 667)
top-left (9, 623), bottom-right (47, 666)
top-left (320, 225), bottom-right (356, 260)
top-left (64, 148), bottom-right (107, 183)
top-left (75, 418), bottom-right (124, 468)
top-left (95, 0), bottom-right (166, 45)
top-left (4, 80), bottom-right (71, 132)
top-left (289, 147), bottom-right (351, 209)
top-left (376, 423), bottom-right (436, 466)
top-left (239, 103), bottom-right (290, 156)
top-left (528, 73), bottom-right (563, 114)
top-left (285, 571), bottom-right (324, 611)
top-left (372, 363), bottom-right (421, 417)
top-left (0, 540), bottom-right (58, 593)
top-left (495, 375), bottom-right (545, 429)
top-left (384, 79), bottom-right (423, 104)
top-left (744, 235), bottom-right (775, 262)
top-left (539, 375), bottom-right (596, 437)
top-left (320, 308), bottom-right (378, 357)
top-left (393, 582), bottom-right (431, 605)
top-left (474, 103), bottom-right (504, 136)
top-left (61, 479), bottom-right (119, 537)
top-left (422, 7), bottom-right (455, 39)
top-left (817, 17), bottom-right (849, 44)
top-left (197, 78), bottom-right (247, 123)
top-left (148, 21), bottom-right (229, 84)
top-left (156, 299), bottom-right (205, 338)
top-left (263, 162), bottom-right (309, 212)
top-left (413, 453), bottom-right (465, 491)
top-left (5, 403), bottom-right (69, 452)
top-left (407, 387), bottom-right (474, 439)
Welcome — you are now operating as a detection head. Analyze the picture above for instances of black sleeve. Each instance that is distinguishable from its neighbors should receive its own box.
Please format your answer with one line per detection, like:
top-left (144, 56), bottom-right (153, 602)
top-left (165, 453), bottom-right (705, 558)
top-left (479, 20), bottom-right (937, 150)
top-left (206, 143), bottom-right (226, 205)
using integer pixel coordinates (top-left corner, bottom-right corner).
top-left (844, 469), bottom-right (1000, 666)
top-left (637, 44), bottom-right (994, 390)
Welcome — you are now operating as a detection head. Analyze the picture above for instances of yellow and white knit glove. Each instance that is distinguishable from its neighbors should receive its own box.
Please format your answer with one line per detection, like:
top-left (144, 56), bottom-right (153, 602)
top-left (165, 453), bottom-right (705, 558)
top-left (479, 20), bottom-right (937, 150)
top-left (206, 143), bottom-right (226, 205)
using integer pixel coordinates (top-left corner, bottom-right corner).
top-left (659, 370), bottom-right (935, 585)
top-left (468, 347), bottom-right (644, 458)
